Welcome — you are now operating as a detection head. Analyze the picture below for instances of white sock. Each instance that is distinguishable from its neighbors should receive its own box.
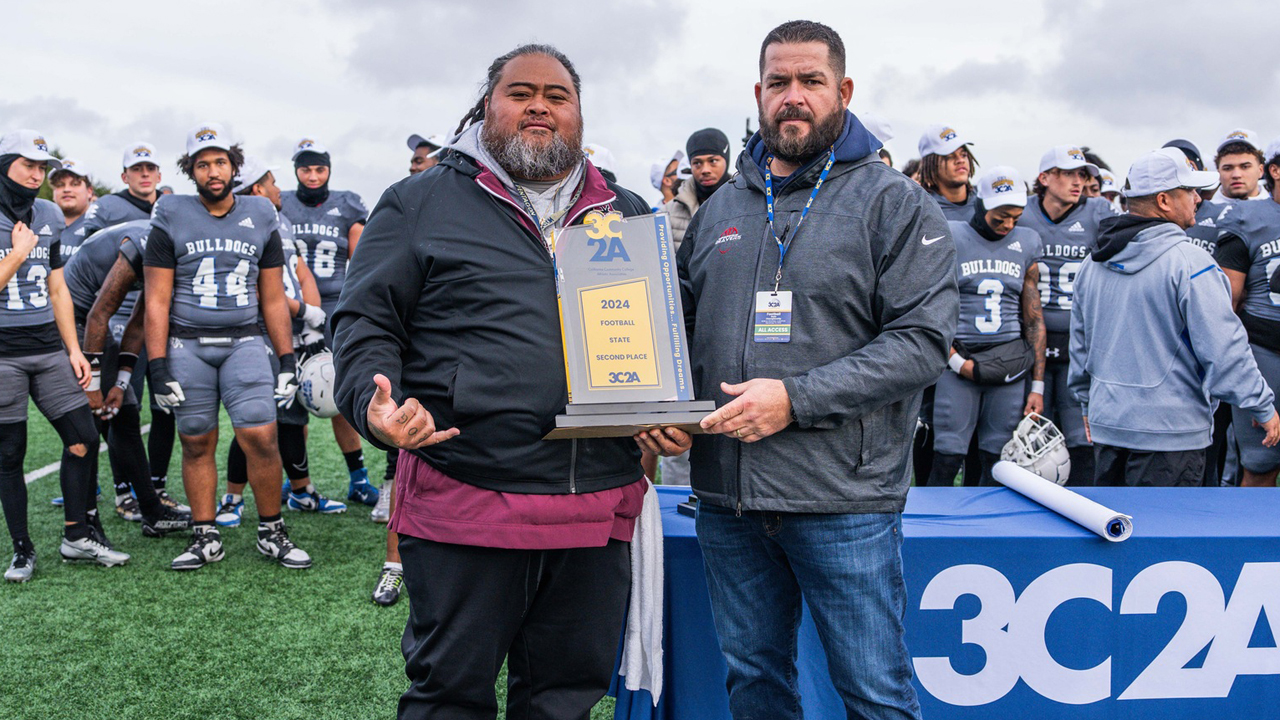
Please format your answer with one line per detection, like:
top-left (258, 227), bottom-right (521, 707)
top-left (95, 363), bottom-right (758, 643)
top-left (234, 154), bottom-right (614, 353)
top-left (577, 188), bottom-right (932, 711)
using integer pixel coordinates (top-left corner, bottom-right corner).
top-left (383, 562), bottom-right (402, 572)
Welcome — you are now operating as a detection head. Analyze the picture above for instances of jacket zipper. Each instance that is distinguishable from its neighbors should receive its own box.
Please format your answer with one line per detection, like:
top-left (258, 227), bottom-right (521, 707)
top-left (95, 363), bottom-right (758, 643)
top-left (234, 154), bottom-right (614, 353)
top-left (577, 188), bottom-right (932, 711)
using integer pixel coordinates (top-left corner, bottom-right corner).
top-left (569, 439), bottom-right (578, 494)
top-left (734, 213), bottom-right (776, 516)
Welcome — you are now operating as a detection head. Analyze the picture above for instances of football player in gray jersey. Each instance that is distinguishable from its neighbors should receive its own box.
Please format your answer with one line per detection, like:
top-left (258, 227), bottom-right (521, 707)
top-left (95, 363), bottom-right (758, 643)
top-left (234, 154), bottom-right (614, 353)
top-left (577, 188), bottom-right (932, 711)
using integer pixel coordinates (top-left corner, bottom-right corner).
top-left (279, 137), bottom-right (380, 508)
top-left (1214, 139), bottom-right (1280, 488)
top-left (143, 123), bottom-right (309, 571)
top-left (0, 130), bottom-right (129, 581)
top-left (214, 157), bottom-right (344, 528)
top-left (48, 159), bottom-right (94, 261)
top-left (1017, 144), bottom-right (1116, 484)
top-left (917, 123), bottom-right (978, 221)
top-left (930, 166), bottom-right (1046, 487)
top-left (61, 220), bottom-right (191, 535)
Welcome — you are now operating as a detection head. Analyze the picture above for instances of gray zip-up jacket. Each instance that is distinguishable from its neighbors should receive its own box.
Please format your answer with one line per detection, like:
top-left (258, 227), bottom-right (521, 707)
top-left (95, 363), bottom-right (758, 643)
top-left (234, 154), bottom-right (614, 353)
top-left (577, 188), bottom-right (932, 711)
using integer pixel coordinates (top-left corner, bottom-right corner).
top-left (677, 111), bottom-right (958, 514)
top-left (1069, 215), bottom-right (1276, 451)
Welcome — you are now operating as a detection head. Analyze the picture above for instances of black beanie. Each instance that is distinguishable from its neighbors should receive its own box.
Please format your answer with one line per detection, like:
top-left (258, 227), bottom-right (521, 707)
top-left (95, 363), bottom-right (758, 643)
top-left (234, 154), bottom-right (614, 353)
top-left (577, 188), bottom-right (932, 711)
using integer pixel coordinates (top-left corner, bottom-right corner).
top-left (686, 128), bottom-right (730, 163)
top-left (294, 150), bottom-right (331, 169)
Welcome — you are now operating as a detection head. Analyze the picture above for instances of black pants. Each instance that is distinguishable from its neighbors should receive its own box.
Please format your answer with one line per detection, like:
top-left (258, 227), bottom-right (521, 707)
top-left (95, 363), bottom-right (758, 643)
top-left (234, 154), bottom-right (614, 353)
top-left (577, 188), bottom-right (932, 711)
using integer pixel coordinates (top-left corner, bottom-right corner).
top-left (397, 535), bottom-right (631, 720)
top-left (1094, 444), bottom-right (1205, 487)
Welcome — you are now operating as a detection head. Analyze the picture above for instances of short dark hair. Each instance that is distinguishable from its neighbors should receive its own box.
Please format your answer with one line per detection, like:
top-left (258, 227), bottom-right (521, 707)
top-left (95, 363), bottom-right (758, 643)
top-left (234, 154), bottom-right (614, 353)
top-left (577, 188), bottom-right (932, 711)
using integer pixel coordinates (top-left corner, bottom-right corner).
top-left (48, 169), bottom-right (88, 186)
top-left (454, 43), bottom-right (582, 135)
top-left (177, 144), bottom-right (244, 181)
top-left (759, 20), bottom-right (845, 78)
top-left (1081, 147), bottom-right (1110, 172)
top-left (1216, 141), bottom-right (1264, 167)
top-left (1265, 157), bottom-right (1279, 194)
top-left (901, 158), bottom-right (921, 180)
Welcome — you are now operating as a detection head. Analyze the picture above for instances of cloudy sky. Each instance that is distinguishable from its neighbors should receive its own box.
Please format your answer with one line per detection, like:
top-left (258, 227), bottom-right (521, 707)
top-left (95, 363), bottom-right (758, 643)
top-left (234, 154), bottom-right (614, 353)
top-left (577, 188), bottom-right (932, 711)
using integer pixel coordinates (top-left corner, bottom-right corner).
top-left (8, 0), bottom-right (1276, 207)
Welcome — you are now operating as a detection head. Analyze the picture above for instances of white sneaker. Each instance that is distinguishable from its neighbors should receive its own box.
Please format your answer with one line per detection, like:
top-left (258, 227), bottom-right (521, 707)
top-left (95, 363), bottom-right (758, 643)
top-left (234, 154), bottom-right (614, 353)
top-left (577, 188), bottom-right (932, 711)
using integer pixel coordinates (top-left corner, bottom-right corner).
top-left (371, 479), bottom-right (392, 523)
top-left (60, 536), bottom-right (130, 567)
top-left (5, 547), bottom-right (35, 582)
top-left (257, 520), bottom-right (311, 569)
top-left (171, 529), bottom-right (225, 571)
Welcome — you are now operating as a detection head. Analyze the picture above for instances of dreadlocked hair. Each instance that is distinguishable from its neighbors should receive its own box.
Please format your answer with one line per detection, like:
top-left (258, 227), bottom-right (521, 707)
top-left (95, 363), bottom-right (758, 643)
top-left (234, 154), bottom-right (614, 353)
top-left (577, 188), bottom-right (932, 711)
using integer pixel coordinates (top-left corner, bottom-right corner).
top-left (454, 43), bottom-right (582, 136)
top-left (919, 147), bottom-right (978, 195)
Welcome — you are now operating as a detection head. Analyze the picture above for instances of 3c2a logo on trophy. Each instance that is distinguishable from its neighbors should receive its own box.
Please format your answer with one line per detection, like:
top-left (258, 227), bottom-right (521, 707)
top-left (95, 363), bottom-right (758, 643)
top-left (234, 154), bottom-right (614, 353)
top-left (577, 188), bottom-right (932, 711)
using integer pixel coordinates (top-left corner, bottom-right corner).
top-left (583, 210), bottom-right (630, 262)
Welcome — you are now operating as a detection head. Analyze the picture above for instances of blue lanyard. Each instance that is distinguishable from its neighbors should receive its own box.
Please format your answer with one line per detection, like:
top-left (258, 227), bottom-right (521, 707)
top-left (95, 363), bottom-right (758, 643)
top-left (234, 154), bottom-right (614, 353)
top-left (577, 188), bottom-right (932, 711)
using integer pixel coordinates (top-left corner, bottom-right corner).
top-left (764, 148), bottom-right (835, 290)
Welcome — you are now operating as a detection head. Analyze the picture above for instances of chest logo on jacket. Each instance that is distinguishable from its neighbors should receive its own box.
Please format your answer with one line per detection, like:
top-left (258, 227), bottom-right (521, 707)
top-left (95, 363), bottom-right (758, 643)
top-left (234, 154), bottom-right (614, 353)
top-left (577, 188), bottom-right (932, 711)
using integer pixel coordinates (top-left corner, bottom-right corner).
top-left (716, 226), bottom-right (742, 254)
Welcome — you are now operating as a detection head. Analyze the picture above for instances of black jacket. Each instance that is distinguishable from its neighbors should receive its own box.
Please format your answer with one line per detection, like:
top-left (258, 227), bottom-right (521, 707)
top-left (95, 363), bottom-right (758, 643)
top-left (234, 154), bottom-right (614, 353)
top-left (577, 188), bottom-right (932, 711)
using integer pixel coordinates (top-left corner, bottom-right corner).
top-left (332, 151), bottom-right (650, 494)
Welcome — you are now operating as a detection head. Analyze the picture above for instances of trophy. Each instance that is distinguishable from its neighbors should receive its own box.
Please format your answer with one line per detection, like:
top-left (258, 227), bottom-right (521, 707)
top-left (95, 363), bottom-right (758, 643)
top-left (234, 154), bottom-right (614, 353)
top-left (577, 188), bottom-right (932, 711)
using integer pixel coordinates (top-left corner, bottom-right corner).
top-left (543, 211), bottom-right (715, 439)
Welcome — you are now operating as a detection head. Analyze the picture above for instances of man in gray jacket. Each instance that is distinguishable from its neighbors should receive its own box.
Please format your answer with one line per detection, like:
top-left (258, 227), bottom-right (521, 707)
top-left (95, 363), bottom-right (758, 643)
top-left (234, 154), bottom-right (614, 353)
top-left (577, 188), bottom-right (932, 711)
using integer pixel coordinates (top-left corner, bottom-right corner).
top-left (1070, 147), bottom-right (1280, 486)
top-left (670, 20), bottom-right (956, 720)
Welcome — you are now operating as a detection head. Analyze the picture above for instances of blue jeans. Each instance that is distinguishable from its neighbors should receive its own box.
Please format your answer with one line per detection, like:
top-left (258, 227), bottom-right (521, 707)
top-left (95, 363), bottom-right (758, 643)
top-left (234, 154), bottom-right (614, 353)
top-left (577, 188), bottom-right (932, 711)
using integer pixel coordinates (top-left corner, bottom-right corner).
top-left (696, 504), bottom-right (920, 720)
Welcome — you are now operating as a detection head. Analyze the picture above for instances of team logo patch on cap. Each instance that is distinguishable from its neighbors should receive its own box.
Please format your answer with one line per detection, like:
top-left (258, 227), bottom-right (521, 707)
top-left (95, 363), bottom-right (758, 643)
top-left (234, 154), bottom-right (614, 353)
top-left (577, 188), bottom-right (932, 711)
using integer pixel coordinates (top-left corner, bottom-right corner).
top-left (1185, 157), bottom-right (1197, 170)
top-left (939, 127), bottom-right (957, 142)
top-left (32, 137), bottom-right (49, 152)
top-left (132, 146), bottom-right (153, 159)
top-left (195, 127), bottom-right (218, 142)
top-left (991, 177), bottom-right (1015, 194)
top-left (1068, 148), bottom-right (1085, 161)
top-left (297, 139), bottom-right (316, 151)
top-left (1226, 131), bottom-right (1249, 142)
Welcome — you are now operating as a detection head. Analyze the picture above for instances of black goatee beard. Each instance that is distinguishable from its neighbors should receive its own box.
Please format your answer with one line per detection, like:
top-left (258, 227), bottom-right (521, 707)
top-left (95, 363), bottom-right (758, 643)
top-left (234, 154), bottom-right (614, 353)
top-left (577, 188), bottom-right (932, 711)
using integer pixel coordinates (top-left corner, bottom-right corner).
top-left (759, 104), bottom-right (844, 166)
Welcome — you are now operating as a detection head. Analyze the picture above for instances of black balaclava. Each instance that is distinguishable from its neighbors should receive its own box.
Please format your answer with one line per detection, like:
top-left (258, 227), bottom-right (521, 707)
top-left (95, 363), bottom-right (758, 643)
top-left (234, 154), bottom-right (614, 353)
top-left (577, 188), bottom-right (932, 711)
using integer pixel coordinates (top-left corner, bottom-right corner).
top-left (0, 155), bottom-right (40, 226)
top-left (687, 128), bottom-right (731, 203)
top-left (295, 151), bottom-right (331, 206)
top-left (969, 199), bottom-right (1007, 242)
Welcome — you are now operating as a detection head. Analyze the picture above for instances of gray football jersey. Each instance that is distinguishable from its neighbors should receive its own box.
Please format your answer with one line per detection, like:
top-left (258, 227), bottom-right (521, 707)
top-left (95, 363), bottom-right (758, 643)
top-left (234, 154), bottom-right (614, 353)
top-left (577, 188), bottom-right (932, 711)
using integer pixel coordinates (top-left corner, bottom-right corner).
top-left (59, 214), bottom-right (89, 261)
top-left (929, 189), bottom-right (977, 222)
top-left (64, 220), bottom-right (149, 315)
top-left (0, 200), bottom-right (64, 327)
top-left (280, 189), bottom-right (367, 299)
top-left (949, 221), bottom-right (1043, 345)
top-left (148, 195), bottom-right (282, 332)
top-left (278, 213), bottom-right (303, 304)
top-left (1215, 200), bottom-right (1280, 323)
top-left (81, 191), bottom-right (151, 236)
top-left (1017, 196), bottom-right (1116, 333)
top-left (1185, 200), bottom-right (1226, 255)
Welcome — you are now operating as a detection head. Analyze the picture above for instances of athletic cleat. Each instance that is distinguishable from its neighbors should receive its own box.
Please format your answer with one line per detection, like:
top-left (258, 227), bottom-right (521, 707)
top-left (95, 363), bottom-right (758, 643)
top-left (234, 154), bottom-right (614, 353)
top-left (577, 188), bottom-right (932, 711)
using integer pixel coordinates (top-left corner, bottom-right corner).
top-left (156, 489), bottom-right (191, 513)
top-left (347, 468), bottom-right (379, 507)
top-left (286, 487), bottom-right (347, 514)
top-left (372, 564), bottom-right (403, 606)
top-left (85, 512), bottom-right (114, 550)
top-left (52, 485), bottom-right (101, 507)
top-left (215, 494), bottom-right (244, 528)
top-left (171, 529), bottom-right (224, 571)
top-left (370, 479), bottom-right (392, 523)
top-left (60, 536), bottom-right (130, 567)
top-left (256, 521), bottom-right (311, 569)
top-left (281, 479), bottom-right (291, 504)
top-left (142, 506), bottom-right (192, 537)
top-left (115, 493), bottom-right (143, 522)
top-left (5, 545), bottom-right (35, 583)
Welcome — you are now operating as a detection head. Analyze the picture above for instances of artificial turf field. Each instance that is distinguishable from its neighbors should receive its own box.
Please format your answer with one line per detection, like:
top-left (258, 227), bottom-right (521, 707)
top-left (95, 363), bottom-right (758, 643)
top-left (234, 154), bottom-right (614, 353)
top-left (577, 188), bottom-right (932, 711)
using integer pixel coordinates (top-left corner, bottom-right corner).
top-left (0, 402), bottom-right (616, 720)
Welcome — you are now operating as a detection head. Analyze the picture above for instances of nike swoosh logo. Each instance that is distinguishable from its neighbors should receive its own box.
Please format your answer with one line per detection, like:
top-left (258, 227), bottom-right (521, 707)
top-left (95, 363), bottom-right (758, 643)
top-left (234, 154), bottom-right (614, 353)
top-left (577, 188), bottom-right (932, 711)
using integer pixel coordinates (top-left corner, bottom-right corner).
top-left (922, 235), bottom-right (943, 246)
top-left (1005, 370), bottom-right (1027, 383)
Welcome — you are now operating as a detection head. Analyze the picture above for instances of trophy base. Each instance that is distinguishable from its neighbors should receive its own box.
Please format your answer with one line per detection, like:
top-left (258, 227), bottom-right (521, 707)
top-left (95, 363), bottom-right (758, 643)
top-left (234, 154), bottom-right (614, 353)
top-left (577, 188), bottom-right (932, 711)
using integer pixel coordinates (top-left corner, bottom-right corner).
top-left (543, 400), bottom-right (716, 440)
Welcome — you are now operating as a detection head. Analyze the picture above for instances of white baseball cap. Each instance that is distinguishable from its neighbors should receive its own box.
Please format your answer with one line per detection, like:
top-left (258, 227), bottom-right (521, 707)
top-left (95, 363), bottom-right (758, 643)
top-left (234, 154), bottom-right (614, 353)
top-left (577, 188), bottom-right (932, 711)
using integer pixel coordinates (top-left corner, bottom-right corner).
top-left (861, 113), bottom-right (894, 144)
top-left (185, 121), bottom-right (232, 158)
top-left (1124, 147), bottom-right (1220, 197)
top-left (918, 124), bottom-right (971, 158)
top-left (234, 156), bottom-right (279, 190)
top-left (1038, 145), bottom-right (1100, 178)
top-left (1216, 128), bottom-right (1261, 155)
top-left (50, 157), bottom-right (88, 179)
top-left (292, 137), bottom-right (329, 160)
top-left (1099, 168), bottom-right (1121, 195)
top-left (407, 133), bottom-right (447, 152)
top-left (0, 130), bottom-right (63, 169)
top-left (649, 149), bottom-right (687, 189)
top-left (122, 142), bottom-right (159, 170)
top-left (975, 165), bottom-right (1027, 210)
top-left (1263, 138), bottom-right (1280, 165)
top-left (583, 143), bottom-right (616, 176)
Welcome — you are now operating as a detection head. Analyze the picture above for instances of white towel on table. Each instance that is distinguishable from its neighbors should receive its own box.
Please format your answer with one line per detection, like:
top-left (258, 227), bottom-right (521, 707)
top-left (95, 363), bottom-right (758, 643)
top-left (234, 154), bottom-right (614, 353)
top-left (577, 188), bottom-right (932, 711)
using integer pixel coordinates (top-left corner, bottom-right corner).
top-left (619, 481), bottom-right (664, 704)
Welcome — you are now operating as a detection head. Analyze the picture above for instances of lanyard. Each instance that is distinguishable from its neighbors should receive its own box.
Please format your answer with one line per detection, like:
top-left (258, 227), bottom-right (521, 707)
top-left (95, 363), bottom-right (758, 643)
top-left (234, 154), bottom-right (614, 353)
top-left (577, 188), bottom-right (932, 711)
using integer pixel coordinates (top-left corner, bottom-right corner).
top-left (513, 179), bottom-right (585, 258)
top-left (764, 148), bottom-right (835, 291)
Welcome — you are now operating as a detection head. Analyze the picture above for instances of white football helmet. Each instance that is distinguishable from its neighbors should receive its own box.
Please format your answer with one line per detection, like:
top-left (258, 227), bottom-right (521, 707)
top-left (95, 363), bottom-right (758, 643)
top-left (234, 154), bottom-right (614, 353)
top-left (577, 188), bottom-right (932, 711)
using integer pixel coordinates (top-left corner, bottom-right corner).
top-left (1000, 413), bottom-right (1071, 485)
top-left (298, 351), bottom-right (339, 418)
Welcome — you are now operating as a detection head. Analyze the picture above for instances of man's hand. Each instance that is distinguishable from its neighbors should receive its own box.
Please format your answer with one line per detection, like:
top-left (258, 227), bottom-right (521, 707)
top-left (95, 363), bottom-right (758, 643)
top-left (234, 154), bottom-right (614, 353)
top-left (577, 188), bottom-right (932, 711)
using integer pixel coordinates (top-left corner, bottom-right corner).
top-left (10, 222), bottom-right (38, 259)
top-left (274, 354), bottom-right (300, 409)
top-left (634, 427), bottom-right (692, 457)
top-left (68, 350), bottom-right (91, 389)
top-left (1024, 392), bottom-right (1044, 417)
top-left (700, 379), bottom-right (792, 443)
top-left (367, 373), bottom-right (459, 449)
top-left (149, 357), bottom-right (185, 413)
top-left (298, 304), bottom-right (326, 345)
top-left (1254, 413), bottom-right (1280, 447)
top-left (102, 385), bottom-right (125, 419)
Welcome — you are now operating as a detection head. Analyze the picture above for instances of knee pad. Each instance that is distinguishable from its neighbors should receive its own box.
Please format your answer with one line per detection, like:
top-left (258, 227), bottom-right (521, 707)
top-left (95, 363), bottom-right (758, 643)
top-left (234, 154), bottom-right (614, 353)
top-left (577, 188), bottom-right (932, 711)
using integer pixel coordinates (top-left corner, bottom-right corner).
top-left (0, 421), bottom-right (27, 467)
top-left (278, 424), bottom-right (309, 481)
top-left (229, 397), bottom-right (277, 431)
top-left (51, 407), bottom-right (98, 449)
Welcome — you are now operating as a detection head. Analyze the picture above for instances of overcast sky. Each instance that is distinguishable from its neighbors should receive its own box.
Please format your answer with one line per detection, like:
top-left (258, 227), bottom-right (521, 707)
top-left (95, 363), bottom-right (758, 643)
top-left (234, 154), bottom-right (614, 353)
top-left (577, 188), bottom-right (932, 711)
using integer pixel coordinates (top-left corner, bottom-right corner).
top-left (8, 0), bottom-right (1277, 208)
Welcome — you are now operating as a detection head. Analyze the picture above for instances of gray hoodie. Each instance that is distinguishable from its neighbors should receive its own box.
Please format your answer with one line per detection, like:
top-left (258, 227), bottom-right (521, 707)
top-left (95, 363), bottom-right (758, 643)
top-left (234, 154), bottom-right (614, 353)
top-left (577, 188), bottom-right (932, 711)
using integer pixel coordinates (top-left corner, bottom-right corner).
top-left (1069, 215), bottom-right (1276, 451)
